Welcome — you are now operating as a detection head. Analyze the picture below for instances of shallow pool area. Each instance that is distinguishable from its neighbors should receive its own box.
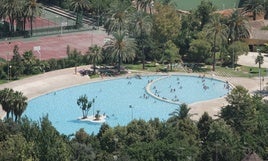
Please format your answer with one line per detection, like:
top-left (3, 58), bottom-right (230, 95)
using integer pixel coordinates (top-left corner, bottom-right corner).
top-left (24, 75), bottom-right (230, 135)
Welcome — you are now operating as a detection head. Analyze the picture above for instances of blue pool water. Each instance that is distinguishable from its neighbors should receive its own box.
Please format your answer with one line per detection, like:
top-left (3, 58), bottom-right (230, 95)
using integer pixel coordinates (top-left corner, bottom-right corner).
top-left (24, 75), bottom-right (229, 135)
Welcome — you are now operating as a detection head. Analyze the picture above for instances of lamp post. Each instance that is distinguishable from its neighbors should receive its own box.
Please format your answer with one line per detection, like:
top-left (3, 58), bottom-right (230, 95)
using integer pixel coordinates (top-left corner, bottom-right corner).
top-left (8, 65), bottom-right (12, 82)
top-left (232, 47), bottom-right (235, 70)
top-left (129, 105), bottom-right (134, 120)
top-left (92, 97), bottom-right (96, 116)
top-left (97, 0), bottom-right (100, 30)
top-left (7, 41), bottom-right (11, 82)
top-left (256, 49), bottom-right (263, 91)
top-left (228, 38), bottom-right (235, 70)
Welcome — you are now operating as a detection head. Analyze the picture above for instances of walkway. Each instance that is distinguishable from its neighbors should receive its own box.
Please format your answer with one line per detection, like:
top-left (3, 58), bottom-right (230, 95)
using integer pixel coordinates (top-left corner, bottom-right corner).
top-left (238, 52), bottom-right (268, 68)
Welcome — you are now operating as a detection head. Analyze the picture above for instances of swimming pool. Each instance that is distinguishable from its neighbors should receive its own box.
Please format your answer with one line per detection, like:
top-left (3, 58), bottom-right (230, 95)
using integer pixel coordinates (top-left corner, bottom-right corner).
top-left (24, 74), bottom-right (229, 135)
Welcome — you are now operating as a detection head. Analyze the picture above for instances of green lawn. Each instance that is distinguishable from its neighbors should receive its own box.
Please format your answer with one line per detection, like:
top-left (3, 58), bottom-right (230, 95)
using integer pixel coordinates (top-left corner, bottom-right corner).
top-left (126, 63), bottom-right (267, 78)
top-left (173, 0), bottom-right (241, 11)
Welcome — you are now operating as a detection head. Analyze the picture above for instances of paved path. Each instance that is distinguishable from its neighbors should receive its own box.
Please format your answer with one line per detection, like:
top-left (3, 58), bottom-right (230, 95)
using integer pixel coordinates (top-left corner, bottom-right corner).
top-left (238, 52), bottom-right (268, 68)
top-left (0, 65), bottom-right (263, 121)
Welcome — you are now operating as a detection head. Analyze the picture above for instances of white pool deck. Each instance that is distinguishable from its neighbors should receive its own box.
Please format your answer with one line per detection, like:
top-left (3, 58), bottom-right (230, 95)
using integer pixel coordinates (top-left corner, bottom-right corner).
top-left (0, 52), bottom-right (267, 121)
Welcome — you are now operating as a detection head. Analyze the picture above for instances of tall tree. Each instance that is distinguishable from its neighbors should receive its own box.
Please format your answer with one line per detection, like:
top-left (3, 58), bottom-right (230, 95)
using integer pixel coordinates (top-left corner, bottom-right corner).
top-left (152, 2), bottom-right (181, 44)
top-left (0, 133), bottom-right (36, 160)
top-left (194, 0), bottom-right (216, 30)
top-left (161, 40), bottom-right (181, 71)
top-left (227, 41), bottom-right (249, 68)
top-left (22, 50), bottom-right (41, 75)
top-left (12, 91), bottom-right (28, 122)
top-left (104, 0), bottom-right (134, 34)
top-left (23, 0), bottom-right (42, 36)
top-left (0, 88), bottom-right (28, 121)
top-left (256, 50), bottom-right (264, 91)
top-left (0, 88), bottom-right (14, 119)
top-left (37, 116), bottom-right (72, 160)
top-left (1, 0), bottom-right (24, 33)
top-left (197, 112), bottom-right (213, 143)
top-left (255, 50), bottom-right (264, 70)
top-left (139, 0), bottom-right (154, 14)
top-left (205, 14), bottom-right (228, 71)
top-left (131, 10), bottom-right (152, 69)
top-left (90, 0), bottom-right (112, 27)
top-left (104, 31), bottom-right (137, 73)
top-left (227, 9), bottom-right (250, 42)
top-left (243, 0), bottom-right (264, 20)
top-left (221, 86), bottom-right (258, 134)
top-left (86, 44), bottom-right (103, 74)
top-left (77, 94), bottom-right (92, 119)
top-left (10, 45), bottom-right (24, 79)
top-left (70, 0), bottom-right (90, 28)
top-left (188, 39), bottom-right (212, 63)
top-left (168, 103), bottom-right (192, 127)
top-left (205, 119), bottom-right (243, 161)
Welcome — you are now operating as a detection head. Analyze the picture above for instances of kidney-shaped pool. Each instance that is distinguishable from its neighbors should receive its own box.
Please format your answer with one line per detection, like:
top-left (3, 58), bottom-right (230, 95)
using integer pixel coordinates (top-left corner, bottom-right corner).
top-left (24, 74), bottom-right (230, 135)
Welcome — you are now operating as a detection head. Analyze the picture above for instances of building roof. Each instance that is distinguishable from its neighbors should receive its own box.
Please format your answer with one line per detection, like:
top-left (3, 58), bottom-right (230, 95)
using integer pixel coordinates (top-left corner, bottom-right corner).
top-left (241, 152), bottom-right (263, 161)
top-left (247, 20), bottom-right (268, 44)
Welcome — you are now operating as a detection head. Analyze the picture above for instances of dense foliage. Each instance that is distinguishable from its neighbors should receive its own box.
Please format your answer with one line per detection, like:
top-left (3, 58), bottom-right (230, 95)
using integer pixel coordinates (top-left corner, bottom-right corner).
top-left (0, 88), bottom-right (28, 122)
top-left (1, 86), bottom-right (268, 160)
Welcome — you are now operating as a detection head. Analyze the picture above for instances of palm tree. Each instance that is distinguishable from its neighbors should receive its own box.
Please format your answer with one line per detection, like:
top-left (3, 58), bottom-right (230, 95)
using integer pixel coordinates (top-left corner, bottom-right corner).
top-left (169, 103), bottom-right (192, 120)
top-left (195, 0), bottom-right (216, 30)
top-left (227, 10), bottom-right (250, 42)
top-left (12, 91), bottom-right (28, 122)
top-left (90, 0), bottom-right (111, 27)
top-left (1, 0), bottom-right (24, 33)
top-left (243, 0), bottom-right (264, 20)
top-left (23, 0), bottom-right (42, 36)
top-left (0, 88), bottom-right (14, 119)
top-left (139, 0), bottom-right (154, 13)
top-left (104, 0), bottom-right (134, 34)
top-left (256, 49), bottom-right (264, 91)
top-left (255, 50), bottom-right (264, 69)
top-left (205, 14), bottom-right (228, 71)
top-left (104, 31), bottom-right (137, 73)
top-left (135, 0), bottom-right (142, 10)
top-left (0, 1), bottom-right (4, 18)
top-left (77, 94), bottom-right (92, 119)
top-left (168, 103), bottom-right (194, 127)
top-left (70, 0), bottom-right (90, 28)
top-left (131, 11), bottom-right (152, 69)
top-left (86, 44), bottom-right (103, 74)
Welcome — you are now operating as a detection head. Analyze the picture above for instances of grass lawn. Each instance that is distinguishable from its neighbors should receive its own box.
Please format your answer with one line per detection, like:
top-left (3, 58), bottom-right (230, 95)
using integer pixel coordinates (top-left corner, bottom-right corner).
top-left (125, 63), bottom-right (267, 78)
top-left (172, 0), bottom-right (240, 11)
top-left (0, 80), bottom-right (7, 84)
top-left (215, 65), bottom-right (266, 78)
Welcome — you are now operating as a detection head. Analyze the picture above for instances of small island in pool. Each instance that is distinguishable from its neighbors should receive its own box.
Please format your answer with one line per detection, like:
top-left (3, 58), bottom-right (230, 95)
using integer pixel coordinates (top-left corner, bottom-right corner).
top-left (78, 113), bottom-right (107, 124)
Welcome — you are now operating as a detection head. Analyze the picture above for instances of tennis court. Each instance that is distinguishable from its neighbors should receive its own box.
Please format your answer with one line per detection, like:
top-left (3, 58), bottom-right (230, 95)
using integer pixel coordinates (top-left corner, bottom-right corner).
top-left (0, 30), bottom-right (108, 60)
top-left (29, 9), bottom-right (81, 36)
top-left (173, 0), bottom-right (241, 11)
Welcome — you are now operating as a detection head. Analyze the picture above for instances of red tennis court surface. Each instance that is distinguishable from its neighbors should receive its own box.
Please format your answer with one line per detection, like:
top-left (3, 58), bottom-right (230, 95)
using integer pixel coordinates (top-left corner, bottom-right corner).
top-left (25, 17), bottom-right (58, 30)
top-left (0, 31), bottom-right (108, 60)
